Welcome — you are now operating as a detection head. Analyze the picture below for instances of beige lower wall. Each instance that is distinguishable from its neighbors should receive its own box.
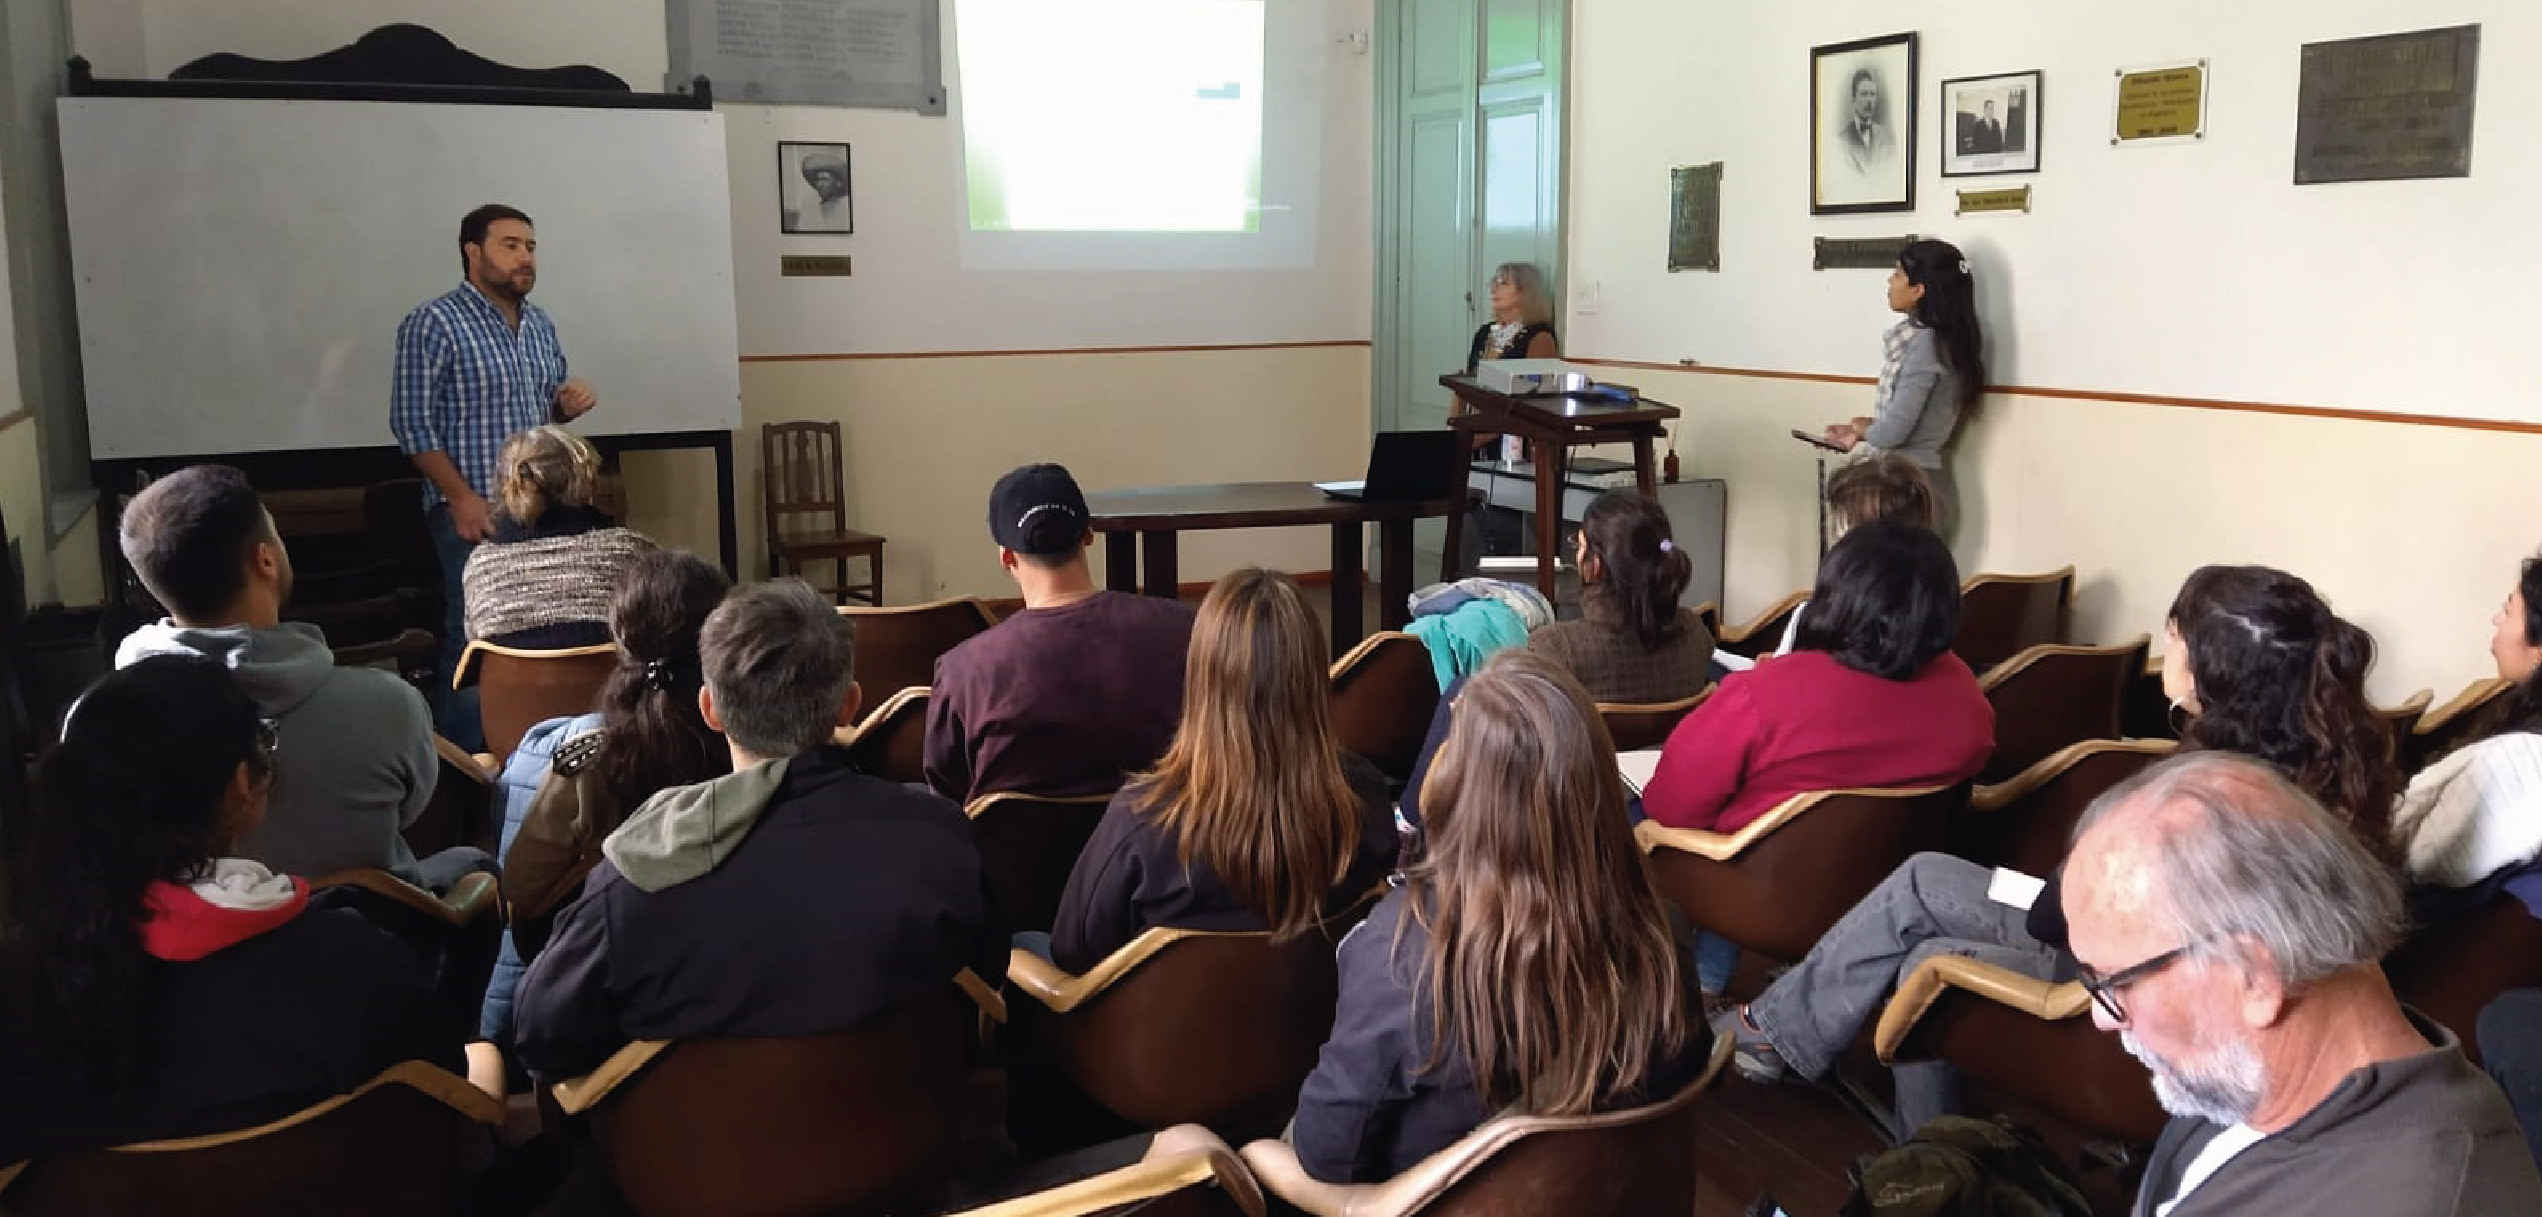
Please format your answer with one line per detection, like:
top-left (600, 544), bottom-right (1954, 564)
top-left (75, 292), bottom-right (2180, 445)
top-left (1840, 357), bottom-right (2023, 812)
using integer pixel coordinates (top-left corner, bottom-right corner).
top-left (620, 344), bottom-right (1376, 604)
top-left (1622, 365), bottom-right (2536, 705)
top-left (0, 418), bottom-right (46, 602)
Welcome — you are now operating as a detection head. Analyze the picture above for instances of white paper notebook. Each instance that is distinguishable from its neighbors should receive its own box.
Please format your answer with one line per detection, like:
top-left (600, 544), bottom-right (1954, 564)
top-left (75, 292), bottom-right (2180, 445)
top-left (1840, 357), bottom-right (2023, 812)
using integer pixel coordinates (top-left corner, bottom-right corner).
top-left (1617, 748), bottom-right (1664, 797)
top-left (1987, 867), bottom-right (2046, 911)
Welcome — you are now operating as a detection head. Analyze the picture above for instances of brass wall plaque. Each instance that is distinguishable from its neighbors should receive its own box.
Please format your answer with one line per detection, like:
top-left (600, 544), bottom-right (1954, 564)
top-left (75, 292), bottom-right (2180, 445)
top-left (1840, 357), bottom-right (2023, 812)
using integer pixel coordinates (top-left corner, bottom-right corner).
top-left (2113, 61), bottom-right (2207, 143)
top-left (780, 254), bottom-right (853, 277)
top-left (2295, 25), bottom-right (2479, 184)
top-left (1668, 163), bottom-right (1723, 272)
top-left (1955, 186), bottom-right (2031, 216)
top-left (1813, 235), bottom-right (1916, 271)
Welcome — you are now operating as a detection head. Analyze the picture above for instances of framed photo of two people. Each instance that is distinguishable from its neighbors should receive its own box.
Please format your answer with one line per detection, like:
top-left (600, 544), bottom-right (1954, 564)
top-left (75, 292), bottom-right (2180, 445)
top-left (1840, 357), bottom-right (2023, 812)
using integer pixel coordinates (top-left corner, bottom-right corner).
top-left (1811, 32), bottom-right (1918, 215)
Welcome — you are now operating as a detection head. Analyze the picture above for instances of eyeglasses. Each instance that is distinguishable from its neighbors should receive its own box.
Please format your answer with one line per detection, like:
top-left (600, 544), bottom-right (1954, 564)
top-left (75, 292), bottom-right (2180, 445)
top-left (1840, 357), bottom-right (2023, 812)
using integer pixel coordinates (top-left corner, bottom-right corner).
top-left (2074, 941), bottom-right (2199, 1024)
top-left (255, 717), bottom-right (281, 770)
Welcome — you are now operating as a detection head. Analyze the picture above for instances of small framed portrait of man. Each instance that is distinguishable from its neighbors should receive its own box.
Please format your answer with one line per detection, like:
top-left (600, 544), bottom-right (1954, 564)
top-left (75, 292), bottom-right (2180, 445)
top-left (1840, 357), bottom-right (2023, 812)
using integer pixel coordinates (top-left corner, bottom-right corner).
top-left (1811, 32), bottom-right (1918, 215)
top-left (779, 141), bottom-right (853, 235)
top-left (1942, 70), bottom-right (2043, 177)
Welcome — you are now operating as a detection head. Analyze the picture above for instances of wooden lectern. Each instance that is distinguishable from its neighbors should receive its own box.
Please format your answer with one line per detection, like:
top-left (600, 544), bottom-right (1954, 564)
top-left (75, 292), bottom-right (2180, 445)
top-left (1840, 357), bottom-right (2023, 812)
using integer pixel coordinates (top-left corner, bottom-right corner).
top-left (1438, 375), bottom-right (1682, 597)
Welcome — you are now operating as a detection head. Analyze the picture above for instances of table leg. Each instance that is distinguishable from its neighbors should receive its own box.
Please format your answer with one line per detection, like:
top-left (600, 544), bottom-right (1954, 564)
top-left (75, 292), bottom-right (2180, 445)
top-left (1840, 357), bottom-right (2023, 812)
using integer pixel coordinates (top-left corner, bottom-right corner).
top-left (1533, 442), bottom-right (1566, 600)
top-left (1379, 518), bottom-right (1414, 633)
top-left (1141, 531), bottom-right (1180, 599)
top-left (1633, 433), bottom-right (1659, 496)
top-left (1329, 521), bottom-right (1365, 655)
top-left (1104, 533), bottom-right (1138, 593)
top-left (1439, 435), bottom-right (1469, 581)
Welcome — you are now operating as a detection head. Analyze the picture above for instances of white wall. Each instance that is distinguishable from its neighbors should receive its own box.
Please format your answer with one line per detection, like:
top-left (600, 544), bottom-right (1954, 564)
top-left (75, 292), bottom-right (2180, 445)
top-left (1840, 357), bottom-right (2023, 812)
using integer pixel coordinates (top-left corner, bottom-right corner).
top-left (1570, 1), bottom-right (2541, 422)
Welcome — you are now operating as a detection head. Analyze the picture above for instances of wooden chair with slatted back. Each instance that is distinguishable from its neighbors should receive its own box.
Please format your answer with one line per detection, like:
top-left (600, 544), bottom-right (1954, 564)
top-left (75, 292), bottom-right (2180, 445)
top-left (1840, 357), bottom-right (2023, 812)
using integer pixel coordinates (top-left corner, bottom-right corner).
top-left (455, 640), bottom-right (619, 764)
top-left (1596, 689), bottom-right (1712, 753)
top-left (1328, 633), bottom-right (1441, 783)
top-left (843, 597), bottom-right (999, 705)
top-left (2405, 678), bottom-right (2517, 774)
top-left (1955, 566), bottom-right (2074, 673)
top-left (1974, 636), bottom-right (2151, 786)
top-left (967, 790), bottom-right (1117, 933)
top-left (1717, 589), bottom-right (1808, 660)
top-left (0, 1062), bottom-right (499, 1216)
top-left (763, 420), bottom-right (885, 605)
top-left (839, 686), bottom-right (930, 785)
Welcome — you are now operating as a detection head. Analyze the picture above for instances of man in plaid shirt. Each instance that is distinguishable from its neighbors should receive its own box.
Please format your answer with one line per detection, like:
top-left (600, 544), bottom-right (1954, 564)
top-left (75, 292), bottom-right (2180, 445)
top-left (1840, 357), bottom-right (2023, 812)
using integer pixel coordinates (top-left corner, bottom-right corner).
top-left (391, 203), bottom-right (598, 743)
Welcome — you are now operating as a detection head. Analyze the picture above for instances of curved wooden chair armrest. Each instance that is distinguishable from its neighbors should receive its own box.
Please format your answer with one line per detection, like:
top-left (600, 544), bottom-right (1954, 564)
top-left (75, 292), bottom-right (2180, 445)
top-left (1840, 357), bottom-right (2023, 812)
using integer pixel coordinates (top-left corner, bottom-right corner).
top-left (1244, 1036), bottom-right (1731, 1217)
top-left (964, 789), bottom-right (1116, 819)
top-left (470, 752), bottom-right (499, 773)
top-left (2417, 678), bottom-right (2513, 736)
top-left (1960, 565), bottom-right (2076, 595)
top-left (957, 966), bottom-right (1008, 1025)
top-left (1328, 631), bottom-right (1422, 680)
top-left (1634, 784), bottom-right (1953, 861)
top-left (453, 639), bottom-right (617, 691)
top-left (1872, 954), bottom-right (2092, 1063)
top-left (839, 595), bottom-right (999, 628)
top-left (1592, 690), bottom-right (1712, 717)
top-left (840, 684), bottom-right (930, 745)
top-left (953, 1140), bottom-right (1264, 1217)
top-left (1970, 738), bottom-right (2176, 813)
top-left (0, 1160), bottom-right (24, 1195)
top-left (433, 734), bottom-right (493, 781)
top-left (1717, 589), bottom-right (1810, 646)
top-left (313, 868), bottom-right (499, 928)
top-left (2380, 687), bottom-right (2435, 724)
top-left (1005, 926), bottom-right (1248, 1014)
top-left (547, 1040), bottom-right (672, 1116)
top-left (1975, 635), bottom-right (2151, 694)
top-left (119, 1061), bottom-right (502, 1150)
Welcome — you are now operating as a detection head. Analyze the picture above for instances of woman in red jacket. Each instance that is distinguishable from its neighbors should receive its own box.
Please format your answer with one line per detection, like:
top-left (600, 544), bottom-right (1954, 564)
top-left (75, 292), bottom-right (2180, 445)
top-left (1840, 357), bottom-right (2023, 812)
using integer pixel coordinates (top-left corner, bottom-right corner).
top-left (1641, 519), bottom-right (1994, 999)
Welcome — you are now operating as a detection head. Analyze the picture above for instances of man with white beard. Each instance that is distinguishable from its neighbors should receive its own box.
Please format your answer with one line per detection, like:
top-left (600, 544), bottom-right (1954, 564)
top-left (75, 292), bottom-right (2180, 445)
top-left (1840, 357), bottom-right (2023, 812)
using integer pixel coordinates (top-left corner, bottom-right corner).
top-left (2063, 753), bottom-right (2542, 1216)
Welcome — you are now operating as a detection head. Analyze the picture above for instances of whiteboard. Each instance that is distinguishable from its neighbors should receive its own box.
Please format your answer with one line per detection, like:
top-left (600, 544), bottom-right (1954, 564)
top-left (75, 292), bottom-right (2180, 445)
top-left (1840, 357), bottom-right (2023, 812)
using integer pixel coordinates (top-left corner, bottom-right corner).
top-left (59, 97), bottom-right (742, 459)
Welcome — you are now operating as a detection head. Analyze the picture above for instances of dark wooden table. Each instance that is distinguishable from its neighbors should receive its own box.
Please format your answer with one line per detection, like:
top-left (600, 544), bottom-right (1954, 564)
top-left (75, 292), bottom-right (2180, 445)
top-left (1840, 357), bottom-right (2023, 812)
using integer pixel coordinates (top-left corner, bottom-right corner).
top-left (1439, 376), bottom-right (1681, 598)
top-left (1083, 481), bottom-right (1468, 655)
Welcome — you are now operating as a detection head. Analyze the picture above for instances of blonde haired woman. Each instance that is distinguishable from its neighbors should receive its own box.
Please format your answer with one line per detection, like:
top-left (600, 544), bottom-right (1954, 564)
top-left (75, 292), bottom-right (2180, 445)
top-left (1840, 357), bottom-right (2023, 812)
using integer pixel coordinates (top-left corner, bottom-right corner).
top-left (1048, 567), bottom-right (1395, 972)
top-left (460, 425), bottom-right (654, 649)
top-left (1288, 650), bottom-right (1710, 1182)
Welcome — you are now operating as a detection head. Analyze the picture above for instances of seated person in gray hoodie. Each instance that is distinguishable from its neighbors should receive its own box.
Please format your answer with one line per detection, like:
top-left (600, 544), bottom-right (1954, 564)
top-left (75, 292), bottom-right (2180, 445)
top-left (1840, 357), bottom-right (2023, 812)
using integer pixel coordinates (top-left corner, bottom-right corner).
top-left (113, 465), bottom-right (472, 888)
top-left (511, 578), bottom-right (998, 1082)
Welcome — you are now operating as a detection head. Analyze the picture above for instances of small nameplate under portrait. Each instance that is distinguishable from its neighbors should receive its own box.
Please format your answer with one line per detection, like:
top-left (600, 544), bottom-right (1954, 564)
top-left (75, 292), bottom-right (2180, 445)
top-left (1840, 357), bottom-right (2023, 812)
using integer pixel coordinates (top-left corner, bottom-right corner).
top-left (780, 255), bottom-right (854, 277)
top-left (1812, 235), bottom-right (1916, 271)
top-left (1955, 186), bottom-right (2031, 216)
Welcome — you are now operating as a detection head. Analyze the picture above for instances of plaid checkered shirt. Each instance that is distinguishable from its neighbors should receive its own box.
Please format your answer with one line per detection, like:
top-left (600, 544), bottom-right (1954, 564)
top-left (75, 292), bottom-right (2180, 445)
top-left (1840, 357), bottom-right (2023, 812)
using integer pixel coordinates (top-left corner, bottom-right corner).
top-left (390, 283), bottom-right (570, 509)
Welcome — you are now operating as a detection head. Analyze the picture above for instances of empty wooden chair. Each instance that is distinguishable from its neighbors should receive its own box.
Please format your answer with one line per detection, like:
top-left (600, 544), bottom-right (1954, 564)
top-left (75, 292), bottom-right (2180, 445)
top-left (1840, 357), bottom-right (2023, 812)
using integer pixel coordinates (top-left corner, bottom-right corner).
top-left (547, 982), bottom-right (991, 1217)
top-left (1955, 738), bottom-right (2175, 876)
top-left (941, 1145), bottom-right (1266, 1217)
top-left (2386, 889), bottom-right (2542, 1068)
top-left (1874, 955), bottom-right (2166, 1148)
top-left (2376, 687), bottom-right (2435, 754)
top-left (764, 420), bottom-right (885, 605)
top-left (2404, 677), bottom-right (2517, 774)
top-left (840, 685), bottom-right (929, 785)
top-left (1716, 590), bottom-right (1808, 661)
top-left (1955, 566), bottom-right (2074, 673)
top-left (1006, 920), bottom-right (1367, 1134)
top-left (1595, 689), bottom-right (1711, 753)
top-left (1975, 636), bottom-right (2151, 786)
top-left (1636, 784), bottom-right (1970, 963)
top-left (843, 597), bottom-right (999, 704)
top-left (0, 1061), bottom-right (499, 1216)
top-left (1329, 632), bottom-right (1440, 782)
top-left (968, 790), bottom-right (1116, 933)
top-left (456, 640), bottom-right (618, 763)
top-left (1237, 1036), bottom-right (1732, 1216)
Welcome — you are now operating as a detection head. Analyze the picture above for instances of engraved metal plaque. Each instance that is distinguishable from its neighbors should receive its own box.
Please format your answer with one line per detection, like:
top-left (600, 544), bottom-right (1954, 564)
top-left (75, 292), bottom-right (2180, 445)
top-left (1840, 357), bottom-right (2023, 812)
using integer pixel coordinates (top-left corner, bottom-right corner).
top-left (780, 255), bottom-right (854, 277)
top-left (1955, 186), bottom-right (2031, 216)
top-left (2295, 25), bottom-right (2479, 185)
top-left (1668, 163), bottom-right (1723, 272)
top-left (2113, 61), bottom-right (2207, 144)
top-left (1813, 235), bottom-right (1916, 271)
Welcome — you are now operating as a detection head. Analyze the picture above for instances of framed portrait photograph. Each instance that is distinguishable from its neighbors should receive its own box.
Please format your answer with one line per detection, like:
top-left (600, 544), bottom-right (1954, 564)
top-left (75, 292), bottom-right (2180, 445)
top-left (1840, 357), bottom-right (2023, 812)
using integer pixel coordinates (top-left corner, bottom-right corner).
top-left (778, 141), bottom-right (853, 234)
top-left (1941, 71), bottom-right (2043, 176)
top-left (1812, 32), bottom-right (1918, 215)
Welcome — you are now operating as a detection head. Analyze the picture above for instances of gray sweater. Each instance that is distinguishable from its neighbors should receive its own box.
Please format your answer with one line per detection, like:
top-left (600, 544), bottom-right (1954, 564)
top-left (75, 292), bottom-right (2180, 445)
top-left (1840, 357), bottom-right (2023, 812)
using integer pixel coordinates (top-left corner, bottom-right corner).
top-left (1863, 322), bottom-right (1964, 472)
top-left (116, 621), bottom-right (433, 882)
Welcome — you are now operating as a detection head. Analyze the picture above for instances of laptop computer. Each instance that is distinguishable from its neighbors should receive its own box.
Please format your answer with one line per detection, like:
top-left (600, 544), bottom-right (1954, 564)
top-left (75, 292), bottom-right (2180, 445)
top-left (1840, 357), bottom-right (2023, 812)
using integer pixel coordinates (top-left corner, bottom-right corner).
top-left (1315, 430), bottom-right (1464, 502)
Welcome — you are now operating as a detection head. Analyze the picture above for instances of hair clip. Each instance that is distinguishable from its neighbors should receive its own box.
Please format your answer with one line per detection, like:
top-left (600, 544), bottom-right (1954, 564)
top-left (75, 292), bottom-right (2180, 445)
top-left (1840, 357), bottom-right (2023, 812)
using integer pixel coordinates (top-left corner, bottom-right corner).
top-left (643, 657), bottom-right (678, 692)
top-left (1958, 258), bottom-right (1972, 275)
top-left (1658, 539), bottom-right (1676, 553)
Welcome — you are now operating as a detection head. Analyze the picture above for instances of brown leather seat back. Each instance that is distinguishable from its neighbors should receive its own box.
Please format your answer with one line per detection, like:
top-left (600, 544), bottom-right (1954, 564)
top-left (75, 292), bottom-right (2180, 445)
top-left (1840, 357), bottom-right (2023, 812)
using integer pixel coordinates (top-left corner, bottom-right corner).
top-left (475, 647), bottom-right (618, 763)
top-left (1, 1066), bottom-right (490, 1217)
top-left (844, 688), bottom-right (929, 785)
top-left (1954, 569), bottom-right (2072, 673)
top-left (1330, 634), bottom-right (1442, 781)
top-left (1977, 639), bottom-right (2146, 785)
top-left (1039, 931), bottom-right (1347, 1131)
top-left (2386, 891), bottom-right (2542, 1068)
top-left (1646, 786), bottom-right (1967, 962)
top-left (1908, 998), bottom-right (2165, 1146)
top-left (593, 990), bottom-right (974, 1217)
top-left (971, 792), bottom-right (1113, 932)
top-left (1597, 690), bottom-right (1710, 753)
top-left (1957, 742), bottom-right (2169, 875)
top-left (1417, 1096), bottom-right (1705, 1216)
top-left (844, 599), bottom-right (996, 707)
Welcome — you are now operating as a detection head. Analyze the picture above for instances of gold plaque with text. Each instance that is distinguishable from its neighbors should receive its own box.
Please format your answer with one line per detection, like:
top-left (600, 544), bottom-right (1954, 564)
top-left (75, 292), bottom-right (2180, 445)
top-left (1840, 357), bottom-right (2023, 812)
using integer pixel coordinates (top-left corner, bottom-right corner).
top-left (2114, 62), bottom-right (2207, 143)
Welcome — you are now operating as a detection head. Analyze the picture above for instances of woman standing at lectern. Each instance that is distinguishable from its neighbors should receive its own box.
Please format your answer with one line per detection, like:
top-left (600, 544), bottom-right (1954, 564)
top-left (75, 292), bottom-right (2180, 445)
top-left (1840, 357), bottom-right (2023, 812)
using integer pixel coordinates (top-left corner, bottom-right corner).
top-left (1821, 239), bottom-right (1984, 531)
top-left (1458, 262), bottom-right (1561, 467)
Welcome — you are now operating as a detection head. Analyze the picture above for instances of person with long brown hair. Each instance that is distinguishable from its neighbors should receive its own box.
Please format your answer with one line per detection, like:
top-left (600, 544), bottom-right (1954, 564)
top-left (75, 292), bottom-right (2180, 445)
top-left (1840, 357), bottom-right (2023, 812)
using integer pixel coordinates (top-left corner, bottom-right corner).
top-left (1288, 650), bottom-right (1711, 1183)
top-left (1525, 489), bottom-right (1714, 702)
top-left (1048, 567), bottom-right (1395, 972)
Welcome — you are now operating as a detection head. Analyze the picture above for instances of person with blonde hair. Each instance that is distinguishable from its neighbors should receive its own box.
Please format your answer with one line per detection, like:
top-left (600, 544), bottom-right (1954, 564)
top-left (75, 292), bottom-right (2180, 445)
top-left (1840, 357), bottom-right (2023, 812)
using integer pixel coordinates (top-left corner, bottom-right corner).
top-left (1048, 568), bottom-right (1396, 972)
top-left (460, 424), bottom-right (654, 649)
top-left (1288, 650), bottom-right (1711, 1182)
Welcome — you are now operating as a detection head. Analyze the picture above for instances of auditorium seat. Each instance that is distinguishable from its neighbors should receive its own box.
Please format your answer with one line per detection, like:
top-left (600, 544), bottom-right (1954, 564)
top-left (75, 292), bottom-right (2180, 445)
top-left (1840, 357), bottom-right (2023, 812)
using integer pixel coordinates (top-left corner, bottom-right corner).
top-left (545, 981), bottom-right (991, 1217)
top-left (312, 867), bottom-right (502, 1022)
top-left (943, 1141), bottom-right (1265, 1217)
top-left (1328, 632), bottom-right (1439, 783)
top-left (455, 640), bottom-right (618, 763)
top-left (1954, 738), bottom-right (2174, 875)
top-left (0, 1061), bottom-right (499, 1216)
top-left (399, 735), bottom-right (496, 858)
top-left (1716, 590), bottom-right (1808, 661)
top-left (967, 790), bottom-right (1116, 933)
top-left (842, 597), bottom-right (999, 703)
top-left (840, 685), bottom-right (929, 785)
top-left (1237, 1036), bottom-right (1730, 1217)
top-left (1636, 783), bottom-right (1970, 964)
top-left (1691, 600), bottom-right (1721, 645)
top-left (1954, 567), bottom-right (2074, 673)
top-left (2404, 677), bottom-right (2516, 774)
top-left (2119, 653), bottom-right (2178, 741)
top-left (2375, 687), bottom-right (2435, 754)
top-left (1595, 689), bottom-right (1711, 752)
top-left (764, 419), bottom-right (885, 605)
top-left (330, 627), bottom-right (437, 695)
top-left (1873, 955), bottom-right (2166, 1148)
top-left (1974, 637), bottom-right (2150, 785)
top-left (2386, 888), bottom-right (2542, 1068)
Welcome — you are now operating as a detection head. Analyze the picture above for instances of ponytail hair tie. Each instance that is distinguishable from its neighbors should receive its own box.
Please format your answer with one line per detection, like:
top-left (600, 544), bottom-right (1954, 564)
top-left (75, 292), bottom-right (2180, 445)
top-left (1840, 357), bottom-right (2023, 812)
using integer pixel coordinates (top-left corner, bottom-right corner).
top-left (1658, 539), bottom-right (1676, 553)
top-left (643, 658), bottom-right (680, 693)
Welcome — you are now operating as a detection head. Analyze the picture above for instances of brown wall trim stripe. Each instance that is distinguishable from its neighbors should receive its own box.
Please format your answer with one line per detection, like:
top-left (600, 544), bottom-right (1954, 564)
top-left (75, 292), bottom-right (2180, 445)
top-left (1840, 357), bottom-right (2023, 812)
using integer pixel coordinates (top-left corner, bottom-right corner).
top-left (1566, 357), bottom-right (2542, 437)
top-left (0, 407), bottom-right (28, 433)
top-left (742, 339), bottom-right (1371, 364)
